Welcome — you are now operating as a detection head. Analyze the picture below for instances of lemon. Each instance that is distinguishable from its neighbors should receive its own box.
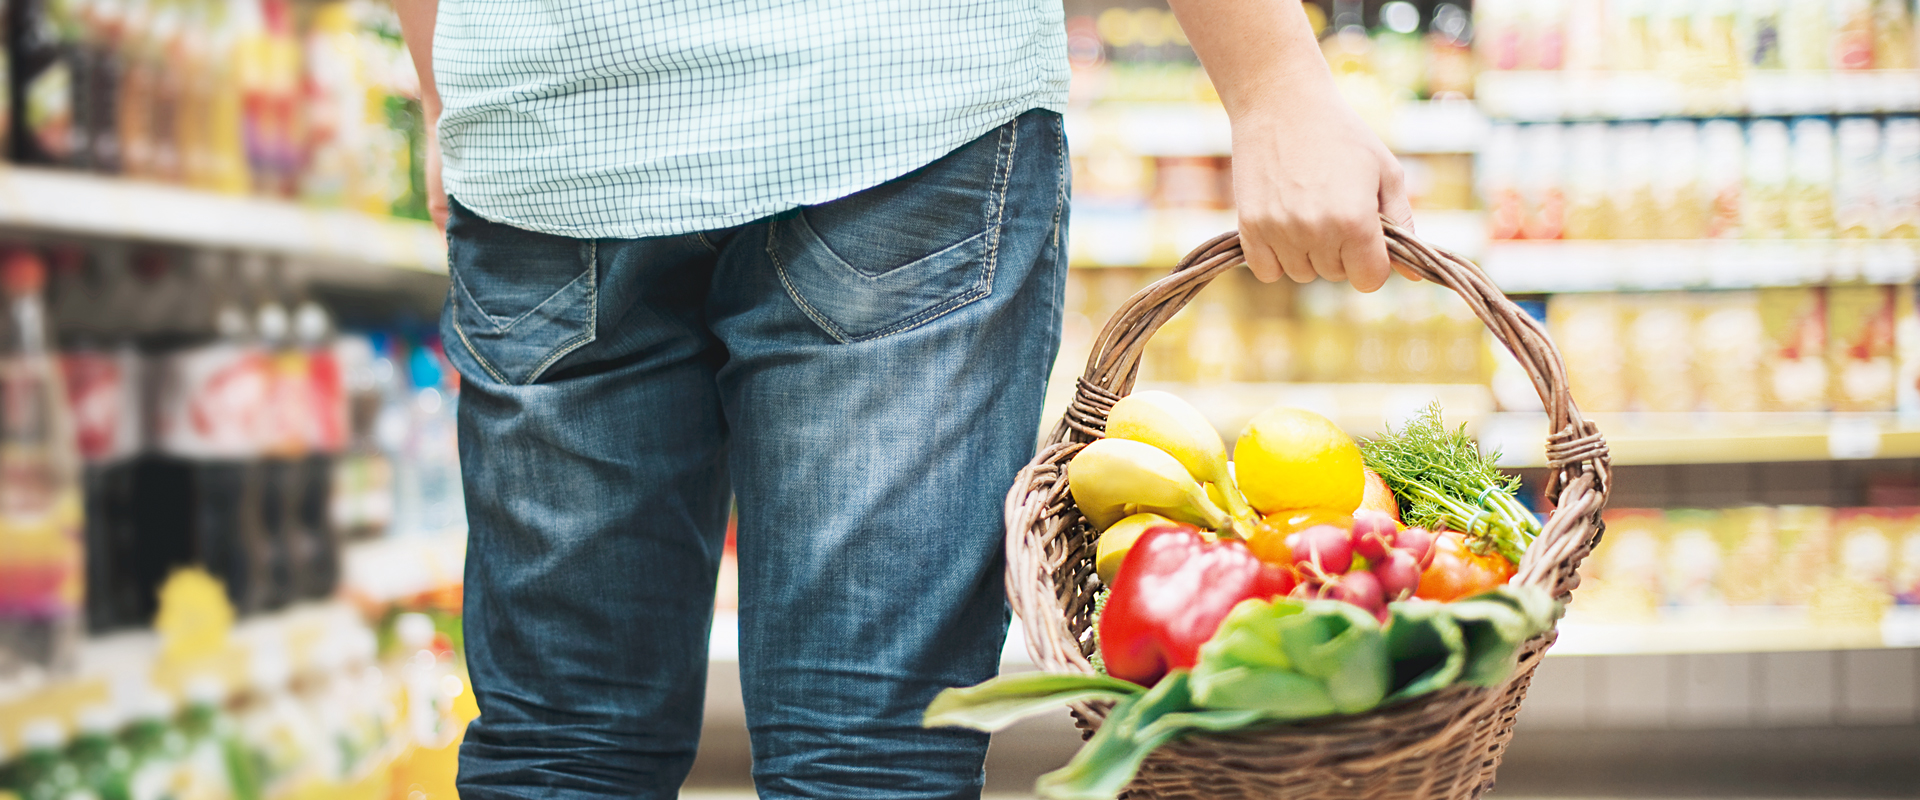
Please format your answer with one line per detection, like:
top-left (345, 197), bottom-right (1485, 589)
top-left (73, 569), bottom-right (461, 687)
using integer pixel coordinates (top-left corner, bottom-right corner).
top-left (1232, 407), bottom-right (1364, 515)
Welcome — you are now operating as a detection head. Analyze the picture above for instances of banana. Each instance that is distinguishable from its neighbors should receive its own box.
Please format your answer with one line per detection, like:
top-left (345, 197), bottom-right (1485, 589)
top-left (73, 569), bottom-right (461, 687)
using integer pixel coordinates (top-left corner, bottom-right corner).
top-left (1067, 438), bottom-right (1232, 532)
top-left (1106, 390), bottom-right (1259, 535)
top-left (1095, 513), bottom-right (1199, 583)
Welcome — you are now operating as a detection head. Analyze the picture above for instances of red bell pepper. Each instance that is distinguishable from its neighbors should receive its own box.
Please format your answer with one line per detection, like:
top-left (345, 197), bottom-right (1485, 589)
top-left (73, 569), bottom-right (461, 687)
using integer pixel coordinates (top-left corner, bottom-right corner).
top-left (1098, 526), bottom-right (1298, 686)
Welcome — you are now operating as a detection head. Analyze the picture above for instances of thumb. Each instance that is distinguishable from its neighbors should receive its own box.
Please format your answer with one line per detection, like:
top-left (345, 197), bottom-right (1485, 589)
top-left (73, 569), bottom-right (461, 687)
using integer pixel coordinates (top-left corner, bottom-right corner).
top-left (1378, 160), bottom-right (1420, 282)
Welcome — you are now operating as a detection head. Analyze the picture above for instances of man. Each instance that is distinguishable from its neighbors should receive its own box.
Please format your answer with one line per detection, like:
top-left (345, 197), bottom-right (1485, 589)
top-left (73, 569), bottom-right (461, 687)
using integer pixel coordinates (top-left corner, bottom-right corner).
top-left (393, 1), bottom-right (1413, 797)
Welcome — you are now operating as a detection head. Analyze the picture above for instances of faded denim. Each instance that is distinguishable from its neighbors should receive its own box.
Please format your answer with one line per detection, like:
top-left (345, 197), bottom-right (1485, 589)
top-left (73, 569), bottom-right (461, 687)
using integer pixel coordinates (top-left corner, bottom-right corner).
top-left (443, 109), bottom-right (1068, 800)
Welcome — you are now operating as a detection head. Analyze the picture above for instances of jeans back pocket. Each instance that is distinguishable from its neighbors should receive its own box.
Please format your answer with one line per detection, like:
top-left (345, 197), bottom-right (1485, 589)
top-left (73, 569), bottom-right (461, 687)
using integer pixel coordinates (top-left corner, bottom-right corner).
top-left (768, 117), bottom-right (1020, 343)
top-left (446, 200), bottom-right (599, 385)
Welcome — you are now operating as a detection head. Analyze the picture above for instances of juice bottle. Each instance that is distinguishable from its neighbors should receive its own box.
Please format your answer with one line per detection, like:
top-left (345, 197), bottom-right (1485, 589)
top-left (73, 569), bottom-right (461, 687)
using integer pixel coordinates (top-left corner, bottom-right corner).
top-left (293, 298), bottom-right (343, 599)
top-left (1835, 117), bottom-right (1882, 239)
top-left (10, 0), bottom-right (89, 166)
top-left (1744, 119), bottom-right (1791, 238)
top-left (0, 251), bottom-right (85, 683)
top-left (1787, 117), bottom-right (1836, 239)
top-left (1884, 117), bottom-right (1920, 238)
top-left (1701, 119), bottom-right (1746, 238)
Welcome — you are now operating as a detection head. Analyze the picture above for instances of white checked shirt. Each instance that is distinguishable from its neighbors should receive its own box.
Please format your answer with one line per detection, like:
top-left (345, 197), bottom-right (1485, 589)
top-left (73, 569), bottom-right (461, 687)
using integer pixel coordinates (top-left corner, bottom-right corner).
top-left (433, 0), bottom-right (1070, 239)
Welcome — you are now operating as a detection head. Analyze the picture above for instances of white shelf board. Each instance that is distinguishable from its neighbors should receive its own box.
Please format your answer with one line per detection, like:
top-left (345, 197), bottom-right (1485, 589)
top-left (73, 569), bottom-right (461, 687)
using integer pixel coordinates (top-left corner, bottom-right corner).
top-left (1481, 239), bottom-right (1920, 294)
top-left (1477, 69), bottom-right (1920, 120)
top-left (0, 166), bottom-right (446, 272)
top-left (1065, 100), bottom-right (1488, 157)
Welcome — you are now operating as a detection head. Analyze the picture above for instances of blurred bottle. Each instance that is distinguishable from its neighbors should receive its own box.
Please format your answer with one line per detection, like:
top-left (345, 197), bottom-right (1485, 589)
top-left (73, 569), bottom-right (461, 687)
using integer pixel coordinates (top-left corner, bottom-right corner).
top-left (1652, 120), bottom-right (1705, 240)
top-left (291, 295), bottom-right (344, 598)
top-left (1702, 119), bottom-right (1746, 238)
top-left (395, 613), bottom-right (458, 749)
top-left (391, 339), bottom-right (462, 538)
top-left (50, 246), bottom-right (144, 634)
top-left (5, 719), bottom-right (87, 800)
top-left (1885, 117), bottom-right (1920, 238)
top-left (1745, 119), bottom-right (1792, 238)
top-left (10, 0), bottom-right (89, 166)
top-left (0, 251), bottom-right (85, 682)
top-left (67, 706), bottom-right (132, 800)
top-left (1835, 117), bottom-right (1882, 238)
top-left (1519, 122), bottom-right (1566, 240)
top-left (1788, 117), bottom-right (1836, 239)
top-left (1371, 1), bottom-right (1426, 100)
top-left (1425, 2), bottom-right (1475, 98)
top-left (148, 253), bottom-right (272, 615)
top-left (1873, 0), bottom-right (1917, 69)
top-left (249, 264), bottom-right (299, 611)
top-left (79, 0), bottom-right (123, 173)
top-left (1742, 0), bottom-right (1786, 69)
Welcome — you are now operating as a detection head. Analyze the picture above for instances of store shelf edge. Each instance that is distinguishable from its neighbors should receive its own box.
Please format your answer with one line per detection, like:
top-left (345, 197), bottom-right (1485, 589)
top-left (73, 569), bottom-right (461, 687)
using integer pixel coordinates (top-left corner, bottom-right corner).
top-left (0, 166), bottom-right (447, 273)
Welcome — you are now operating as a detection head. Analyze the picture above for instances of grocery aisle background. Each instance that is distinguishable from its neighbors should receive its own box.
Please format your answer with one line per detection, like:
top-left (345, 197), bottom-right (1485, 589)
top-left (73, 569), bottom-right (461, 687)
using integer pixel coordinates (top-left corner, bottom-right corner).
top-left (1, 0), bottom-right (1918, 798)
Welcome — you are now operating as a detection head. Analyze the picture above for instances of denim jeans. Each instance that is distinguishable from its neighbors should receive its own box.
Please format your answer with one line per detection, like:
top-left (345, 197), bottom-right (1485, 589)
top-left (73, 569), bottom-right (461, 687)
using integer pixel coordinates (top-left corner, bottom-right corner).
top-left (443, 109), bottom-right (1067, 799)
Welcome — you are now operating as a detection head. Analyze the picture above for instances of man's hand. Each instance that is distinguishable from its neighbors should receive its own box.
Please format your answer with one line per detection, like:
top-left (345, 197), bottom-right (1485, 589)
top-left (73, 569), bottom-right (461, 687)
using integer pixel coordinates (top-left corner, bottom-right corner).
top-left (395, 0), bottom-right (447, 230)
top-left (1168, 0), bottom-right (1416, 291)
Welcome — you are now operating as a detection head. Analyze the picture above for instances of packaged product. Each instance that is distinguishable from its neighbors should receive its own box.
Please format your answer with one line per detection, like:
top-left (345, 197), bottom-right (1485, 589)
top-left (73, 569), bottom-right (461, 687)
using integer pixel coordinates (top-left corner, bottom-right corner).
top-left (1296, 281), bottom-right (1354, 383)
top-left (1604, 0), bottom-right (1654, 71)
top-left (1483, 124), bottom-right (1524, 240)
top-left (1718, 505), bottom-right (1779, 605)
top-left (1153, 157), bottom-right (1226, 210)
top-left (1520, 124), bottom-right (1567, 240)
top-left (1745, 120), bottom-right (1791, 239)
top-left (1566, 122), bottom-right (1614, 239)
top-left (1773, 505), bottom-right (1835, 605)
top-left (1827, 284), bottom-right (1897, 412)
top-left (1896, 285), bottom-right (1920, 414)
top-left (1890, 506), bottom-right (1920, 604)
top-left (1780, 0), bottom-right (1834, 71)
top-left (1702, 119), bottom-right (1746, 238)
top-left (1834, 117), bottom-right (1882, 238)
top-left (1663, 509), bottom-right (1726, 607)
top-left (1758, 287), bottom-right (1829, 412)
top-left (1695, 290), bottom-right (1766, 413)
top-left (1347, 282), bottom-right (1399, 383)
top-left (1610, 122), bottom-right (1657, 240)
top-left (1873, 0), bottom-right (1918, 69)
top-left (1548, 293), bottom-right (1627, 411)
top-left (1883, 117), bottom-right (1920, 239)
top-left (1741, 0), bottom-right (1786, 69)
top-left (1787, 117), bottom-right (1836, 240)
top-left (1830, 508), bottom-right (1896, 594)
top-left (1832, 0), bottom-right (1877, 69)
top-left (1578, 508), bottom-right (1665, 620)
top-left (1623, 293), bottom-right (1698, 412)
top-left (1653, 120), bottom-right (1705, 240)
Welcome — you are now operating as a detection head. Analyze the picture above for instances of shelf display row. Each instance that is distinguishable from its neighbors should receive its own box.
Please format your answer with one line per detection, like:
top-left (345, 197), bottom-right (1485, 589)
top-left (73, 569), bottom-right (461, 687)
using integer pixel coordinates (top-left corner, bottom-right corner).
top-left (1473, 0), bottom-right (1918, 82)
top-left (1477, 69), bottom-right (1920, 120)
top-left (1, 240), bottom-right (463, 686)
top-left (0, 596), bottom-right (470, 800)
top-left (5, 0), bottom-right (430, 220)
top-left (1482, 116), bottom-right (1920, 243)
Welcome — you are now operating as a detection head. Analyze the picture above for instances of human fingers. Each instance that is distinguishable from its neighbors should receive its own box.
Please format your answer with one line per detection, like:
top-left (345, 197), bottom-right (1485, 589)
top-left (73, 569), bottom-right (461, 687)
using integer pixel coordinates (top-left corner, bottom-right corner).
top-left (1238, 223), bottom-right (1285, 283)
top-left (1377, 157), bottom-right (1420, 283)
top-left (1342, 222), bottom-right (1391, 293)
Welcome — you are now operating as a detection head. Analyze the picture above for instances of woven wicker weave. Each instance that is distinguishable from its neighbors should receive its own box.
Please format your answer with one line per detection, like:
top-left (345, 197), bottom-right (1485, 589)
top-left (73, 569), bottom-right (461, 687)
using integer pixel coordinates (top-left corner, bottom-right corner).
top-left (1002, 221), bottom-right (1613, 800)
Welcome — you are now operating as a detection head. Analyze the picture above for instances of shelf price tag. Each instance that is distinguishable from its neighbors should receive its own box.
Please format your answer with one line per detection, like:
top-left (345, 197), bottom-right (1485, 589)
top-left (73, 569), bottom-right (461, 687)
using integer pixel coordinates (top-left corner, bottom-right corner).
top-left (1827, 416), bottom-right (1882, 460)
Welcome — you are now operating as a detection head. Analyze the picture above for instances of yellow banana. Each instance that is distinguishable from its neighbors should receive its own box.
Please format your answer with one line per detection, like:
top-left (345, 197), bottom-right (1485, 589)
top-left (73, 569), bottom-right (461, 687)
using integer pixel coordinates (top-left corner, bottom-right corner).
top-left (1106, 390), bottom-right (1258, 535)
top-left (1095, 513), bottom-right (1199, 583)
top-left (1067, 438), bottom-right (1232, 531)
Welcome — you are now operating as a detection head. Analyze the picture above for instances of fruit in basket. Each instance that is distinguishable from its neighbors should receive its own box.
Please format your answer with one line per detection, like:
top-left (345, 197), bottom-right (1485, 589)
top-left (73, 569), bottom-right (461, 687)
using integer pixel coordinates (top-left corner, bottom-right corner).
top-left (1371, 549), bottom-right (1423, 601)
top-left (1414, 529), bottom-right (1519, 602)
top-left (1068, 438), bottom-right (1233, 531)
top-left (1095, 513), bottom-right (1198, 584)
top-left (1232, 407), bottom-right (1364, 516)
top-left (1350, 510), bottom-right (1399, 561)
top-left (1359, 467), bottom-right (1401, 522)
top-left (1285, 524), bottom-right (1354, 577)
top-left (1099, 526), bottom-right (1296, 686)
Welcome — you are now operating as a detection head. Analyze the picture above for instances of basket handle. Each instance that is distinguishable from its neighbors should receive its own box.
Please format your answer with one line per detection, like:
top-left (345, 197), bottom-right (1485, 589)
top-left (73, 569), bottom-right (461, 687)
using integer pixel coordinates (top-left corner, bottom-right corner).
top-left (1047, 218), bottom-right (1611, 589)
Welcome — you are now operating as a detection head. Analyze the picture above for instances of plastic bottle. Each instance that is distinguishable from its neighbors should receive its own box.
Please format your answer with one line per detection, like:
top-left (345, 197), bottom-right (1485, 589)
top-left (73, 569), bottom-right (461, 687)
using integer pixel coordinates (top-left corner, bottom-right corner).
top-left (292, 298), bottom-right (343, 598)
top-left (0, 251), bottom-right (85, 682)
top-left (7, 719), bottom-right (92, 800)
top-left (67, 706), bottom-right (132, 800)
top-left (9, 0), bottom-right (90, 166)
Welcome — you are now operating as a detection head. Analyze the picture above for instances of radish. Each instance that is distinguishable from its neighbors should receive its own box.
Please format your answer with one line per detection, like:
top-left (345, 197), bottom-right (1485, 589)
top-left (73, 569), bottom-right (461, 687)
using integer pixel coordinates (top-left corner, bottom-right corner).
top-left (1324, 570), bottom-right (1387, 621)
top-left (1395, 527), bottom-right (1438, 569)
top-left (1372, 549), bottom-right (1421, 601)
top-left (1289, 524), bottom-right (1353, 577)
top-left (1351, 511), bottom-right (1398, 561)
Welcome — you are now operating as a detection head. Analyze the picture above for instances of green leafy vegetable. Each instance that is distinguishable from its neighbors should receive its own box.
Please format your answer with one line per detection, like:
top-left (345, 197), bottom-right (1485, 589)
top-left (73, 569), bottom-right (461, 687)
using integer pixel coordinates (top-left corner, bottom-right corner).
top-left (923, 588), bottom-right (1562, 800)
top-left (1360, 403), bottom-right (1539, 563)
top-left (923, 671), bottom-right (1141, 732)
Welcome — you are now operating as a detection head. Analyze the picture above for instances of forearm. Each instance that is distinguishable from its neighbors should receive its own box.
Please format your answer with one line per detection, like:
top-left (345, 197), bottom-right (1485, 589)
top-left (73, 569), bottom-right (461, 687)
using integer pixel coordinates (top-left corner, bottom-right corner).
top-left (1166, 0), bottom-right (1333, 123)
top-left (395, 0), bottom-right (441, 120)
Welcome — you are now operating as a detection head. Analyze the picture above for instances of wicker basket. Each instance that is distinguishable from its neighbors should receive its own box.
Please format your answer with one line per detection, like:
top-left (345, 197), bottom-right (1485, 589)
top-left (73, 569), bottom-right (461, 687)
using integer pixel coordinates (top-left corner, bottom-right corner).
top-left (1002, 221), bottom-right (1613, 800)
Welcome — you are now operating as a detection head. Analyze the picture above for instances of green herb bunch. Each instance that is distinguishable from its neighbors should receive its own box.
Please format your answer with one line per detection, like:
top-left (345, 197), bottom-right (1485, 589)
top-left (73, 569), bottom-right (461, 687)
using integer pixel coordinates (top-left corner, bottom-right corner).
top-left (1360, 403), bottom-right (1538, 563)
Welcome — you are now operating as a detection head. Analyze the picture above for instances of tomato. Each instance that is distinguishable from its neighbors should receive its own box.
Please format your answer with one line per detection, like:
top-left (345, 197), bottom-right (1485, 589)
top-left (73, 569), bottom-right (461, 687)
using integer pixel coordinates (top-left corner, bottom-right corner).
top-left (1247, 508), bottom-right (1350, 567)
top-left (1413, 529), bottom-right (1517, 602)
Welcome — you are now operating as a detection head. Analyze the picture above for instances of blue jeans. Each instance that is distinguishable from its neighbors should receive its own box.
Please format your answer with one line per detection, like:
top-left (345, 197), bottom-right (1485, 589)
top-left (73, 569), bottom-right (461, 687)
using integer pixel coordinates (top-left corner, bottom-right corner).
top-left (444, 109), bottom-right (1067, 799)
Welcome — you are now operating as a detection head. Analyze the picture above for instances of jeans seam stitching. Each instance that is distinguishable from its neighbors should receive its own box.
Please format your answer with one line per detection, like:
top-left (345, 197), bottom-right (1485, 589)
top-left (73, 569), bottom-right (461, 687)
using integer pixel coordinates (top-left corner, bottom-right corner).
top-left (694, 231), bottom-right (719, 254)
top-left (450, 308), bottom-right (510, 385)
top-left (769, 226), bottom-right (855, 344)
top-left (519, 241), bottom-right (600, 384)
top-left (1050, 115), bottom-right (1067, 250)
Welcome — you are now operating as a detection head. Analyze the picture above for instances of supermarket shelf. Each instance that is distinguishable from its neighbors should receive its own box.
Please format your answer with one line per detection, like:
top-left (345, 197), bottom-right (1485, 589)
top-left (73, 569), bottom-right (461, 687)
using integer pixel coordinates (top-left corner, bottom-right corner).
top-left (1064, 99), bottom-right (1488, 156)
top-left (1553, 606), bottom-right (1920, 656)
top-left (0, 166), bottom-right (446, 272)
top-left (1068, 208), bottom-right (1487, 268)
top-left (1482, 239), bottom-right (1920, 294)
top-left (1483, 412), bottom-right (1920, 468)
top-left (1138, 381), bottom-right (1498, 444)
top-left (1477, 69), bottom-right (1920, 121)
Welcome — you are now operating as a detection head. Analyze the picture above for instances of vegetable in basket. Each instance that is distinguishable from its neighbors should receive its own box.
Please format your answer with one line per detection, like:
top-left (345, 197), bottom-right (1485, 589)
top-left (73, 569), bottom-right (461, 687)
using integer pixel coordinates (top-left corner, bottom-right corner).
top-left (925, 587), bottom-right (1561, 800)
top-left (1360, 403), bottom-right (1539, 565)
top-left (1098, 526), bottom-right (1296, 686)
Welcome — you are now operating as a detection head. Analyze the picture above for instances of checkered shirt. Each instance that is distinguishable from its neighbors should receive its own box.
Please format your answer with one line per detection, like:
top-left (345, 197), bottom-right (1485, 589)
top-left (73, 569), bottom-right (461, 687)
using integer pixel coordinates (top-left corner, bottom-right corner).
top-left (433, 0), bottom-right (1070, 239)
